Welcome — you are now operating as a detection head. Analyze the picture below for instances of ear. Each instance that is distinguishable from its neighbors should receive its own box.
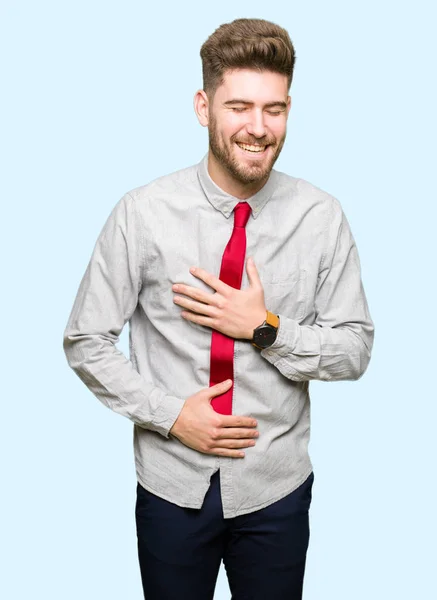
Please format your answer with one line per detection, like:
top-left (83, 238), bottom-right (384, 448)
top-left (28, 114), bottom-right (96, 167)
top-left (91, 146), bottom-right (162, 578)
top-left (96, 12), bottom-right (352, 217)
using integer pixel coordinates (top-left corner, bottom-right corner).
top-left (193, 89), bottom-right (209, 127)
top-left (286, 95), bottom-right (292, 116)
top-left (287, 96), bottom-right (291, 119)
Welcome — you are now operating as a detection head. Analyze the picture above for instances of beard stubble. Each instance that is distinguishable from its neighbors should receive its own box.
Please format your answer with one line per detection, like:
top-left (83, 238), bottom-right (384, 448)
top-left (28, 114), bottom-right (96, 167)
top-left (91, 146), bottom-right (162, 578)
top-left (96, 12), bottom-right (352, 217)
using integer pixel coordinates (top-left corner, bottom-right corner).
top-left (207, 112), bottom-right (285, 185)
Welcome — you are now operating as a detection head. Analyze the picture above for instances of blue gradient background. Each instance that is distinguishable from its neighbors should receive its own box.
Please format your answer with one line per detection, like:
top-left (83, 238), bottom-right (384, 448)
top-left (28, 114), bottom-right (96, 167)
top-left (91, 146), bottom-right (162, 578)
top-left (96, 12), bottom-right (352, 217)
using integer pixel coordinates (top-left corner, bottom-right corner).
top-left (1, 1), bottom-right (435, 598)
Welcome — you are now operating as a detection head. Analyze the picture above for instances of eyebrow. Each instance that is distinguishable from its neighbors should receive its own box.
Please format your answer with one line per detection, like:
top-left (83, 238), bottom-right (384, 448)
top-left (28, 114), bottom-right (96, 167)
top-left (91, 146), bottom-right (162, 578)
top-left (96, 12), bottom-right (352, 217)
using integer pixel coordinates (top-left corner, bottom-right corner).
top-left (223, 99), bottom-right (288, 109)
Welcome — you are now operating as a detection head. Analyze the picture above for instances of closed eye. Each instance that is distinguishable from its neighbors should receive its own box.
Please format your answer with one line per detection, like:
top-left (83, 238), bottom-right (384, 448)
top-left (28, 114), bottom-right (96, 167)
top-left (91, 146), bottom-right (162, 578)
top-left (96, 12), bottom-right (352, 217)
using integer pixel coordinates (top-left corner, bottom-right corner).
top-left (231, 107), bottom-right (284, 116)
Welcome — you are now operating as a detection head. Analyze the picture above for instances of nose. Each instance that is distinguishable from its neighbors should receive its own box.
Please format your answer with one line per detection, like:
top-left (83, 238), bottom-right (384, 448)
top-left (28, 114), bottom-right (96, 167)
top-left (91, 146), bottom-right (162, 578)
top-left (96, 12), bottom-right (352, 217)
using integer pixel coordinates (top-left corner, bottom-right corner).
top-left (245, 108), bottom-right (267, 139)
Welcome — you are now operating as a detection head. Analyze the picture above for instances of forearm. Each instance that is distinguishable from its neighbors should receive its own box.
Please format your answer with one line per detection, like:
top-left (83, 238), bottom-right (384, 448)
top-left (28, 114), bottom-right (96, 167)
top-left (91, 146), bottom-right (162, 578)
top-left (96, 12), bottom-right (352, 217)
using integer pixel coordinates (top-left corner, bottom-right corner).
top-left (63, 331), bottom-right (185, 437)
top-left (63, 192), bottom-right (185, 437)
top-left (260, 314), bottom-right (374, 382)
top-left (260, 197), bottom-right (375, 382)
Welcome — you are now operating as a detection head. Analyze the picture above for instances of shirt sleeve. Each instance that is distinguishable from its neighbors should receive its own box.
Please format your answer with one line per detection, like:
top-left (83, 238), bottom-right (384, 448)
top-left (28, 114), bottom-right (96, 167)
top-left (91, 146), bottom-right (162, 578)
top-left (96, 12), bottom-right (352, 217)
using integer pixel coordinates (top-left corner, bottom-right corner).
top-left (260, 197), bottom-right (375, 381)
top-left (62, 192), bottom-right (185, 437)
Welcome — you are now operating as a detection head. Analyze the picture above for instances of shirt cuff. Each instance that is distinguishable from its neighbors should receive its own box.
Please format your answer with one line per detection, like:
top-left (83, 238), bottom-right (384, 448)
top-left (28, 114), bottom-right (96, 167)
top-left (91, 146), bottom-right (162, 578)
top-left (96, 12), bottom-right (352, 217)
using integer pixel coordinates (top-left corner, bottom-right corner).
top-left (260, 314), bottom-right (300, 364)
top-left (150, 394), bottom-right (186, 439)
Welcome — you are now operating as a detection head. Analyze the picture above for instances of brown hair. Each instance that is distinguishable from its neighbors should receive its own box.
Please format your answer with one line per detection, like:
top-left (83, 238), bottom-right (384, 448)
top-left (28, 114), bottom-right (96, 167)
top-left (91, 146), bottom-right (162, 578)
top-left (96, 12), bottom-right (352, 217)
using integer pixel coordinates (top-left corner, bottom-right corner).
top-left (200, 18), bottom-right (296, 99)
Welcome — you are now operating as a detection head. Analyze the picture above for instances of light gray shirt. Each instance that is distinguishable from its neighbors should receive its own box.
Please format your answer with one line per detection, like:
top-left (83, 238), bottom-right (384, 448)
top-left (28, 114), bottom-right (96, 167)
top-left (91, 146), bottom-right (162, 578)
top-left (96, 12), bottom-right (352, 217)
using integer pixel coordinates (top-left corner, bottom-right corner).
top-left (63, 153), bottom-right (374, 518)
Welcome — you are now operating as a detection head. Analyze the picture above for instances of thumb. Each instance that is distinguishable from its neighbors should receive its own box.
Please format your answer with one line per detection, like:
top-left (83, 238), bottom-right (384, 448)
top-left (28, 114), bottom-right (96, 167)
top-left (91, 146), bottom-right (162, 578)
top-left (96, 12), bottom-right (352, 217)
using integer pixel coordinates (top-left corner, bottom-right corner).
top-left (246, 256), bottom-right (261, 287)
top-left (208, 379), bottom-right (233, 399)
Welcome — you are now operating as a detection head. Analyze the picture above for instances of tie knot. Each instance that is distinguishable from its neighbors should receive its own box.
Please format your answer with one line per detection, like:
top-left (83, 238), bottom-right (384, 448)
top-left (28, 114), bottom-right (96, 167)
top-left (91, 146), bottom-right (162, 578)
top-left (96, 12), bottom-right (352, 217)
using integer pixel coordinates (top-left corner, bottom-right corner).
top-left (233, 202), bottom-right (252, 228)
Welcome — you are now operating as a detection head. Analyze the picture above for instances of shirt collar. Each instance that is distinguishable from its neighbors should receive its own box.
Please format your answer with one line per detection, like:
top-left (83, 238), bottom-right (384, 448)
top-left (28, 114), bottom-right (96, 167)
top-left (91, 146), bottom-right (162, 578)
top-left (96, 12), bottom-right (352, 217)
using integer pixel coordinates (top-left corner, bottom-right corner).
top-left (197, 152), bottom-right (278, 219)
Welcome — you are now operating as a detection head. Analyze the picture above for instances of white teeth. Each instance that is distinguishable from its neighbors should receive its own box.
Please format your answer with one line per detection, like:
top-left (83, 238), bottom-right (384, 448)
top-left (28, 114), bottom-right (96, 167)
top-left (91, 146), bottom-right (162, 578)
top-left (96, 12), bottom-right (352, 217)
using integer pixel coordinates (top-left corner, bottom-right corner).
top-left (237, 143), bottom-right (266, 153)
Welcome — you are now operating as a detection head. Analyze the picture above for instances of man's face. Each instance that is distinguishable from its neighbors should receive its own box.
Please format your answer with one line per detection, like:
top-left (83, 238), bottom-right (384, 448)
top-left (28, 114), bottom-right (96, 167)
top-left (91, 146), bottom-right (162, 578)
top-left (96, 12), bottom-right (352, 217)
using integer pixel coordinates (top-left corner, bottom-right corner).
top-left (207, 69), bottom-right (291, 185)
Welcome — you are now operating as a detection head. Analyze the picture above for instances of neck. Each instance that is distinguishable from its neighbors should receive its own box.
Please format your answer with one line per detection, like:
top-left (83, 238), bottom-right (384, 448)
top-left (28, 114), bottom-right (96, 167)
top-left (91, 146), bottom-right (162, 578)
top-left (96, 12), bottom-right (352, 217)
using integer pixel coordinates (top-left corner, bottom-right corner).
top-left (207, 151), bottom-right (269, 200)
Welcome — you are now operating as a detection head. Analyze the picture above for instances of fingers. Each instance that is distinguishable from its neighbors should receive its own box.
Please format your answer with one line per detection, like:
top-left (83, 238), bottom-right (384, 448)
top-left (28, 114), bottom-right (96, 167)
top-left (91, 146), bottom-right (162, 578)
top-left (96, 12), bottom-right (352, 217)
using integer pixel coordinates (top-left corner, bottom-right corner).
top-left (220, 414), bottom-right (258, 428)
top-left (208, 381), bottom-right (258, 428)
top-left (208, 383), bottom-right (257, 428)
top-left (208, 436), bottom-right (256, 458)
top-left (208, 434), bottom-right (257, 458)
top-left (200, 380), bottom-right (259, 458)
top-left (215, 437), bottom-right (256, 448)
top-left (210, 448), bottom-right (247, 458)
top-left (208, 379), bottom-right (233, 397)
top-left (213, 427), bottom-right (259, 440)
top-left (189, 266), bottom-right (229, 296)
top-left (173, 295), bottom-right (217, 317)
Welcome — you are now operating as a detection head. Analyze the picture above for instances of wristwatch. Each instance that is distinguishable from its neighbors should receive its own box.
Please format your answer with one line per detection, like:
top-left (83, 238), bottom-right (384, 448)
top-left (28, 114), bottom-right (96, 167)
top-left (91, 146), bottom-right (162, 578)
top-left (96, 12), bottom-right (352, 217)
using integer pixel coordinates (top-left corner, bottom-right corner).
top-left (252, 311), bottom-right (280, 350)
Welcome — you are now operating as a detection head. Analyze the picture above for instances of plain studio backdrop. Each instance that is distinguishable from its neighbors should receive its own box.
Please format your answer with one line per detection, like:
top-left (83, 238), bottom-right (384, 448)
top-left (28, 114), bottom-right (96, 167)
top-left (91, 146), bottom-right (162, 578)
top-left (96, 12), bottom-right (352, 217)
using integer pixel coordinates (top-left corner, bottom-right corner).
top-left (1, 1), bottom-right (435, 598)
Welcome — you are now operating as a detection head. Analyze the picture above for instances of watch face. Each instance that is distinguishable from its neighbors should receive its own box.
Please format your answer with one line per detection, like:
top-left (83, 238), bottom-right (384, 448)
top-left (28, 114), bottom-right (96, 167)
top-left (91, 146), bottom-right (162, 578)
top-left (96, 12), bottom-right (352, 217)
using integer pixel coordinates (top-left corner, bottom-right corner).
top-left (254, 325), bottom-right (277, 348)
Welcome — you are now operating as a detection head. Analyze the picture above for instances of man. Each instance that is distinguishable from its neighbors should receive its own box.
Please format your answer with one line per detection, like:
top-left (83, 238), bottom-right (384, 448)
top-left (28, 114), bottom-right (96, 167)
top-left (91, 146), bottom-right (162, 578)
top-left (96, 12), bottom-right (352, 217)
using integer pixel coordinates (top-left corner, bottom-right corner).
top-left (63, 17), bottom-right (374, 600)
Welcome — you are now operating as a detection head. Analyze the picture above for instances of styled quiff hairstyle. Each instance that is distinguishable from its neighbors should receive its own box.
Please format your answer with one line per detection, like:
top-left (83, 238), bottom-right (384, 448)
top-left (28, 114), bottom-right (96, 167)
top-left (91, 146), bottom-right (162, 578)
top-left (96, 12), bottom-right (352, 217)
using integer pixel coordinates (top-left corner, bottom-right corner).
top-left (200, 18), bottom-right (295, 99)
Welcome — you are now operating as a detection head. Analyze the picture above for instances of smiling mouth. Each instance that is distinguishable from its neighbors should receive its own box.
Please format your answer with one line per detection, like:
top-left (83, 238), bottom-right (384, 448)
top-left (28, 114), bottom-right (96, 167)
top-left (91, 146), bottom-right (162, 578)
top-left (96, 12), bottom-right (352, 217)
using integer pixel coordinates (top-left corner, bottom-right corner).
top-left (235, 142), bottom-right (269, 153)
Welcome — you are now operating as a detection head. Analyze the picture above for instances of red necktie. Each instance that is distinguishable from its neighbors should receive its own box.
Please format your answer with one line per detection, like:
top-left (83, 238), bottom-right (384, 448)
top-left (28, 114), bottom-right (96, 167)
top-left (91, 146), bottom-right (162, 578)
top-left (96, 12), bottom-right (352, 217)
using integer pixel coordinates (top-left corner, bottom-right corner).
top-left (209, 202), bottom-right (252, 414)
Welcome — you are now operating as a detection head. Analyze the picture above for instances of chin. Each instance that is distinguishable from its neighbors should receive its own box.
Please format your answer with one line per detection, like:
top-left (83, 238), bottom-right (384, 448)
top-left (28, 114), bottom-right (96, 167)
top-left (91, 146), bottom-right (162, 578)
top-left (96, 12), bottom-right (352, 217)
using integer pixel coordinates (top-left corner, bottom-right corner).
top-left (234, 159), bottom-right (275, 183)
top-left (233, 166), bottom-right (270, 185)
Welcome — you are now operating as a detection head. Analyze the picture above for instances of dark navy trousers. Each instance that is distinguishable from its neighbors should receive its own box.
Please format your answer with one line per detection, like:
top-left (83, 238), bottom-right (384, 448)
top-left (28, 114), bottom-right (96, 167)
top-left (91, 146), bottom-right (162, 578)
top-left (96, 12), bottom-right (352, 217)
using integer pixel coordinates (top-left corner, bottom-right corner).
top-left (135, 469), bottom-right (314, 599)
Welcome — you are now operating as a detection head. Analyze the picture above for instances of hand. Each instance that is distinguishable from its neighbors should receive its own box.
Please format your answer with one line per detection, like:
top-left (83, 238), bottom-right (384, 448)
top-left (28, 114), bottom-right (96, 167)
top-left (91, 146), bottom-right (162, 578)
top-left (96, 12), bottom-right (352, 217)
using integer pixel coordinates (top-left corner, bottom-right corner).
top-left (169, 379), bottom-right (259, 458)
top-left (172, 256), bottom-right (266, 339)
